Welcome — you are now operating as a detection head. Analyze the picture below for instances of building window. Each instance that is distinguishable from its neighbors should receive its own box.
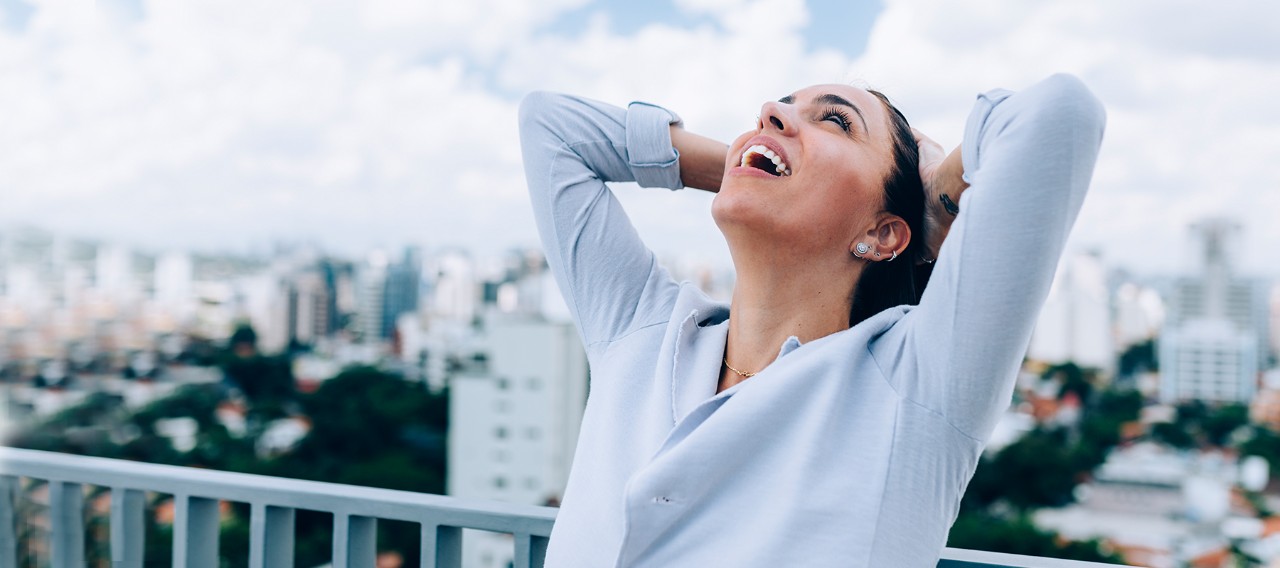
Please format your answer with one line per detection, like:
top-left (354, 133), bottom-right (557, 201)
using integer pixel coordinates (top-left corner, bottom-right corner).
top-left (526, 427), bottom-right (541, 440)
top-left (494, 399), bottom-right (511, 413)
top-left (495, 426), bottom-right (508, 439)
top-left (496, 377), bottom-right (510, 390)
top-left (494, 477), bottom-right (507, 489)
top-left (525, 477), bottom-right (540, 491)
top-left (527, 376), bottom-right (542, 390)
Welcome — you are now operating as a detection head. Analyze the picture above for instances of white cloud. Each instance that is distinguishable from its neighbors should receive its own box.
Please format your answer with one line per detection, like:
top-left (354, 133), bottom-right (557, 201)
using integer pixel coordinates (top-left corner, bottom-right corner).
top-left (846, 0), bottom-right (1280, 276)
top-left (3, 0), bottom-right (1276, 280)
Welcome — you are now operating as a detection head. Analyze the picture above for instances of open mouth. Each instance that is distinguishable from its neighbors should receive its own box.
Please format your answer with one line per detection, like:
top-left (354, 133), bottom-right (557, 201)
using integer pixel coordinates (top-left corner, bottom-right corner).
top-left (739, 144), bottom-right (791, 177)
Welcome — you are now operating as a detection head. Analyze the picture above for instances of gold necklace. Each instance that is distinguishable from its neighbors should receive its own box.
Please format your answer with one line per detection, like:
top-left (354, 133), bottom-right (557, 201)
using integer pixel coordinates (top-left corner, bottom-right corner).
top-left (723, 358), bottom-right (757, 378)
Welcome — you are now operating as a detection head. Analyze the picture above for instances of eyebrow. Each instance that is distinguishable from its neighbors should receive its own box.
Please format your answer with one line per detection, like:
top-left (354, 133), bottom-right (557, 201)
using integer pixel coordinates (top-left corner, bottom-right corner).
top-left (778, 93), bottom-right (870, 134)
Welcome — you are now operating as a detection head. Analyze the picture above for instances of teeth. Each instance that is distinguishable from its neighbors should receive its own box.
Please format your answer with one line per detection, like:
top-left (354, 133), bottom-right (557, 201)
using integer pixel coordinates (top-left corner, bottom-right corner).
top-left (740, 144), bottom-right (791, 176)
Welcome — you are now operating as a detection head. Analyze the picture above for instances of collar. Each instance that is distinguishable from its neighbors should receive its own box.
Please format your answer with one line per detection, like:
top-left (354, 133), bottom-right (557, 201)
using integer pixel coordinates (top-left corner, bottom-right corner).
top-left (669, 309), bottom-right (806, 424)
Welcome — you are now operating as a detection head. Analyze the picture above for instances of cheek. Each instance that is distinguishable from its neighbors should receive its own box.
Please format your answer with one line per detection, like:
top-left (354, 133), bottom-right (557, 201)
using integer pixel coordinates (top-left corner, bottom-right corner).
top-left (792, 169), bottom-right (878, 237)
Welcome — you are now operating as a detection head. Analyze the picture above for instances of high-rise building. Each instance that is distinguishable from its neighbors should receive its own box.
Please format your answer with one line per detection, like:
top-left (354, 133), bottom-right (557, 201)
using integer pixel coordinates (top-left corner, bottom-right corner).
top-left (1270, 284), bottom-right (1280, 365)
top-left (154, 252), bottom-right (193, 324)
top-left (1160, 219), bottom-right (1266, 403)
top-left (286, 271), bottom-right (330, 346)
top-left (1114, 281), bottom-right (1164, 350)
top-left (355, 252), bottom-right (388, 343)
top-left (429, 251), bottom-right (477, 322)
top-left (380, 247), bottom-right (422, 340)
top-left (1160, 320), bottom-right (1258, 403)
top-left (1027, 251), bottom-right (1114, 373)
top-left (447, 316), bottom-right (588, 568)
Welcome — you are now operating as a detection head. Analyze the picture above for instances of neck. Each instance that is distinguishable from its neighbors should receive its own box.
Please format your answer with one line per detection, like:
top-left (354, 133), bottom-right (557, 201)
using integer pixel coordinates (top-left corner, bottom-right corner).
top-left (720, 258), bottom-right (861, 391)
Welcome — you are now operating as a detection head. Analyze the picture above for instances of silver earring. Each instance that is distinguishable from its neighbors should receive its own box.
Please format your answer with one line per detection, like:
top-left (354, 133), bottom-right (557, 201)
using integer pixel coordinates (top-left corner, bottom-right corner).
top-left (854, 242), bottom-right (870, 257)
top-left (889, 250), bottom-right (898, 261)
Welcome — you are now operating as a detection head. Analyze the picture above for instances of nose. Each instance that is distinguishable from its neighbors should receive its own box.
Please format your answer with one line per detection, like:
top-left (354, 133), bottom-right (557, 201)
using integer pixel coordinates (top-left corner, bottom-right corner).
top-left (758, 101), bottom-right (793, 135)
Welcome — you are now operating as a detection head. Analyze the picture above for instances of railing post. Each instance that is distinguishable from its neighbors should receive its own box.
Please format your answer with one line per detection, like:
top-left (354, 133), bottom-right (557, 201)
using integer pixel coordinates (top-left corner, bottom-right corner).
top-left (110, 488), bottom-right (145, 568)
top-left (250, 503), bottom-right (295, 568)
top-left (49, 481), bottom-right (84, 568)
top-left (421, 524), bottom-right (462, 568)
top-left (173, 495), bottom-right (219, 568)
top-left (513, 532), bottom-right (548, 568)
top-left (0, 476), bottom-right (16, 568)
top-left (333, 514), bottom-right (376, 568)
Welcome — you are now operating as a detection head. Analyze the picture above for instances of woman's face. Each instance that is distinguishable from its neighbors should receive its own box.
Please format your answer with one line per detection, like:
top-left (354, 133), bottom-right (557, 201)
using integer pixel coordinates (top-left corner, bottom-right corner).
top-left (712, 84), bottom-right (897, 259)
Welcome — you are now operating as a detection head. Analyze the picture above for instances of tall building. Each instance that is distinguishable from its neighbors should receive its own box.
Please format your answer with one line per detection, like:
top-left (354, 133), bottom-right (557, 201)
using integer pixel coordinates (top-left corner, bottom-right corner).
top-left (355, 252), bottom-right (388, 343)
top-left (154, 252), bottom-right (193, 324)
top-left (447, 316), bottom-right (588, 568)
top-left (429, 251), bottom-right (477, 322)
top-left (1160, 219), bottom-right (1265, 403)
top-left (380, 247), bottom-right (422, 340)
top-left (1163, 221), bottom-right (1271, 368)
top-left (1270, 284), bottom-right (1280, 365)
top-left (1114, 281), bottom-right (1164, 350)
top-left (286, 271), bottom-right (330, 346)
top-left (1027, 251), bottom-right (1114, 373)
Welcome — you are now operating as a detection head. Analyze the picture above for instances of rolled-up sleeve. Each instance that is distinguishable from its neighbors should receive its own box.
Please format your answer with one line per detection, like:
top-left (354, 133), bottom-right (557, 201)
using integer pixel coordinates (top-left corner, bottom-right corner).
top-left (625, 102), bottom-right (684, 189)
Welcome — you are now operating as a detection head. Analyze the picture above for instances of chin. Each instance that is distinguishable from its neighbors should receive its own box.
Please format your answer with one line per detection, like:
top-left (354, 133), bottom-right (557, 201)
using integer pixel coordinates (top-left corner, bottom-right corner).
top-left (711, 186), bottom-right (783, 243)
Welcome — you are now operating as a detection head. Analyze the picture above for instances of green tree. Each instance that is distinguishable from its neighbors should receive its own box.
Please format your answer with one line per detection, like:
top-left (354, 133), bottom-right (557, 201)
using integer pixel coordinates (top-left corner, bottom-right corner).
top-left (1239, 426), bottom-right (1280, 474)
top-left (221, 324), bottom-right (296, 422)
top-left (1093, 389), bottom-right (1142, 423)
top-left (1204, 404), bottom-right (1249, 447)
top-left (966, 428), bottom-right (1080, 512)
top-left (1117, 339), bottom-right (1158, 376)
top-left (1151, 421), bottom-right (1196, 450)
top-left (948, 510), bottom-right (1124, 564)
top-left (1043, 362), bottom-right (1092, 403)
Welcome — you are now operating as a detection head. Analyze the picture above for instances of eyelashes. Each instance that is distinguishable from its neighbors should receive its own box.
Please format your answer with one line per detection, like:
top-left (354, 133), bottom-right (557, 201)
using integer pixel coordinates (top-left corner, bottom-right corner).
top-left (820, 106), bottom-right (855, 134)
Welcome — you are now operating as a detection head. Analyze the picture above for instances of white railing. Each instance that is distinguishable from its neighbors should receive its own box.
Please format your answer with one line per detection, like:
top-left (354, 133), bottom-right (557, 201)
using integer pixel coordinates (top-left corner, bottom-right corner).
top-left (0, 447), bottom-right (1125, 567)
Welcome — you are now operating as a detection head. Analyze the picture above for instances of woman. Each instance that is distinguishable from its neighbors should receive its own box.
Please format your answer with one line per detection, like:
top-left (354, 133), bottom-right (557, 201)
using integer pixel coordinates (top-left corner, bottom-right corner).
top-left (518, 73), bottom-right (1105, 566)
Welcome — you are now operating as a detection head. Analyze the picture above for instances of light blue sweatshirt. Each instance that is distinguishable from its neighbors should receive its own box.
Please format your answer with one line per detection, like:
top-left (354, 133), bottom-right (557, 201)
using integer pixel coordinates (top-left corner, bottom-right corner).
top-left (517, 74), bottom-right (1106, 567)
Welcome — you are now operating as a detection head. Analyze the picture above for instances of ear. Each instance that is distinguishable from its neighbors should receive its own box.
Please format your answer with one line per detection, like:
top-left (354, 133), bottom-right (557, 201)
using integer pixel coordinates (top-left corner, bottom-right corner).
top-left (850, 214), bottom-right (911, 261)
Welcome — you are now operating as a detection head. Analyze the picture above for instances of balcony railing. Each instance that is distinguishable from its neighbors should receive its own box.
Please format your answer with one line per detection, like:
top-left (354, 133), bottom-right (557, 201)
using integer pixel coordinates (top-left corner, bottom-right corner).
top-left (0, 447), bottom-right (1125, 567)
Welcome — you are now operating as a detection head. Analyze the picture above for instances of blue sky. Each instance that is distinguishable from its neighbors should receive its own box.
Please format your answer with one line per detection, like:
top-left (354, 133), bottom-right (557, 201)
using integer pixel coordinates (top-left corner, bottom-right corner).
top-left (548, 0), bottom-right (883, 56)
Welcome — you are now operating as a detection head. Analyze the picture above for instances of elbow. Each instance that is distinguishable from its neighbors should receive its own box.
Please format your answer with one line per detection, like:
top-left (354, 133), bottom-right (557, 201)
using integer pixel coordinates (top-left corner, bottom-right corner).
top-left (1033, 73), bottom-right (1108, 142)
top-left (518, 90), bottom-right (569, 143)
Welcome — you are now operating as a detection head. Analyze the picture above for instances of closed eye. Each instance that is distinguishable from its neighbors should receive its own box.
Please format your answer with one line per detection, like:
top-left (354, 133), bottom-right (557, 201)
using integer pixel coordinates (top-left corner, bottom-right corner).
top-left (822, 108), bottom-right (854, 133)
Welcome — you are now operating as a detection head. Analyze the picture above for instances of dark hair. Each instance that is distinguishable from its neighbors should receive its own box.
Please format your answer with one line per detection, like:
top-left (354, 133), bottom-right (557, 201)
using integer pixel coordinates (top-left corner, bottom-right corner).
top-left (848, 90), bottom-right (935, 326)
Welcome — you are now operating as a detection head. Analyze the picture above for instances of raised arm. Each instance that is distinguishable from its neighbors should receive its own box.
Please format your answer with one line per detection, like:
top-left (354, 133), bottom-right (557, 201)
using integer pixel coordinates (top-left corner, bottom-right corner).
top-left (670, 126), bottom-right (729, 192)
top-left (518, 92), bottom-right (687, 350)
top-left (879, 74), bottom-right (1107, 441)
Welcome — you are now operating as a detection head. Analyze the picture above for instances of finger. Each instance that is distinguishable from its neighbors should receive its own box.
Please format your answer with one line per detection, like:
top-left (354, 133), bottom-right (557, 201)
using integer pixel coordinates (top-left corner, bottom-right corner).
top-left (911, 128), bottom-right (943, 154)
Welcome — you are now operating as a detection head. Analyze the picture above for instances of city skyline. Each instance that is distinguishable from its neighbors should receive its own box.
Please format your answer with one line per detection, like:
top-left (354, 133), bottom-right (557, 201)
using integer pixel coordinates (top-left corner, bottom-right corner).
top-left (1, 0), bottom-right (1278, 278)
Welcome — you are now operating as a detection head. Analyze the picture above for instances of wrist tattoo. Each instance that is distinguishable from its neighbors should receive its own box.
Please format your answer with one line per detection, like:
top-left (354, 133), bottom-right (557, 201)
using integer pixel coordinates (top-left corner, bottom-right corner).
top-left (940, 194), bottom-right (960, 216)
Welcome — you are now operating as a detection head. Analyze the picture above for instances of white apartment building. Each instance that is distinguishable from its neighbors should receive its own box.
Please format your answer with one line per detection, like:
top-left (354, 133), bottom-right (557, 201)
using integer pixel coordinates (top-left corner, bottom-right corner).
top-left (1159, 219), bottom-right (1266, 404)
top-left (1027, 251), bottom-right (1114, 373)
top-left (447, 316), bottom-right (588, 568)
top-left (355, 252), bottom-right (388, 343)
top-left (1160, 319), bottom-right (1258, 403)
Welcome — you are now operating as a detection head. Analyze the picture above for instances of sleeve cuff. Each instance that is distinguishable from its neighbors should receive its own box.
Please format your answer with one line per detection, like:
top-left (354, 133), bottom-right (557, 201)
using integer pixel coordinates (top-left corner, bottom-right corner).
top-left (960, 88), bottom-right (1013, 185)
top-left (626, 101), bottom-right (684, 189)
